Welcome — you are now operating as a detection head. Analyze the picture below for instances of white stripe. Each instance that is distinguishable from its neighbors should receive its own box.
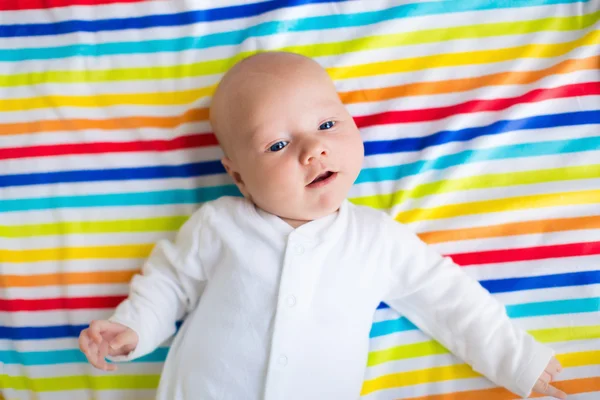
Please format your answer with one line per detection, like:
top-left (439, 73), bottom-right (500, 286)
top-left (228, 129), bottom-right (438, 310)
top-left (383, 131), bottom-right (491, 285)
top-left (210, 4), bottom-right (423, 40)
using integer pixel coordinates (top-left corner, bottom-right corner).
top-left (0, 173), bottom-right (232, 201)
top-left (0, 121), bottom-right (213, 148)
top-left (1, 362), bottom-right (163, 378)
top-left (0, 258), bottom-right (145, 275)
top-left (1, 285), bottom-right (132, 302)
top-left (1, 147), bottom-right (223, 175)
top-left (0, 203), bottom-right (199, 225)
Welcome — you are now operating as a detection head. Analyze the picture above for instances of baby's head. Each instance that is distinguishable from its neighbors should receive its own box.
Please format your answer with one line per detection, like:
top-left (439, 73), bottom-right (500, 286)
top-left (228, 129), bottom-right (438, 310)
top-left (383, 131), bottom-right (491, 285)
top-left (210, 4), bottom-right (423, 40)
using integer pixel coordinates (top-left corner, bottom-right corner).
top-left (210, 52), bottom-right (364, 227)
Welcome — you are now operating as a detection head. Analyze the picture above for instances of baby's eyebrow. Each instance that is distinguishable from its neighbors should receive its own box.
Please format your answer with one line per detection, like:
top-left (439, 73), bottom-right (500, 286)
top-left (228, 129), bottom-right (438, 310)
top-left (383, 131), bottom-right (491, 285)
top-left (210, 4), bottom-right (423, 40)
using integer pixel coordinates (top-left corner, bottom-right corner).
top-left (246, 126), bottom-right (274, 147)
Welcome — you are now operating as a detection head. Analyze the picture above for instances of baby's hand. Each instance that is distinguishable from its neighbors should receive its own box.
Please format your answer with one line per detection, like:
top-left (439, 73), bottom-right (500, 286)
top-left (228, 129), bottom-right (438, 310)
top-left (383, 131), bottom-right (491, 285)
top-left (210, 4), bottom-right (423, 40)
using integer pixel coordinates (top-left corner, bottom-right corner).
top-left (531, 357), bottom-right (567, 399)
top-left (79, 320), bottom-right (139, 371)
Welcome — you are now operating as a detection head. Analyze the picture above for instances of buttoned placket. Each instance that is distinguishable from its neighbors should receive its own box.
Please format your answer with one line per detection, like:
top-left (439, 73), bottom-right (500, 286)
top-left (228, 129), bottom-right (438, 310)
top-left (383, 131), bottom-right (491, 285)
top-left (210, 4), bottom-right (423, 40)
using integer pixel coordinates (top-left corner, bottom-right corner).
top-left (262, 232), bottom-right (317, 400)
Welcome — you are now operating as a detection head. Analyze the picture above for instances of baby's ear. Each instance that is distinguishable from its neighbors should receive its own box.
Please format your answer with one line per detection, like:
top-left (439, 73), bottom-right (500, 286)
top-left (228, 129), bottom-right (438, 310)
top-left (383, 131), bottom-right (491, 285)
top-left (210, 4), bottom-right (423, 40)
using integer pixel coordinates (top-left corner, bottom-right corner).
top-left (221, 157), bottom-right (250, 198)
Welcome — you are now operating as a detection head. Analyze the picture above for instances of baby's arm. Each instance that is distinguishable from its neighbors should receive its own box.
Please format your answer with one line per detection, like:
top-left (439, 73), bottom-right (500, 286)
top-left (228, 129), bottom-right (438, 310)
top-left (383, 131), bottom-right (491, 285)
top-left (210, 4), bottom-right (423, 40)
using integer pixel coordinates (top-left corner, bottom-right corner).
top-left (80, 206), bottom-right (212, 366)
top-left (382, 218), bottom-right (564, 398)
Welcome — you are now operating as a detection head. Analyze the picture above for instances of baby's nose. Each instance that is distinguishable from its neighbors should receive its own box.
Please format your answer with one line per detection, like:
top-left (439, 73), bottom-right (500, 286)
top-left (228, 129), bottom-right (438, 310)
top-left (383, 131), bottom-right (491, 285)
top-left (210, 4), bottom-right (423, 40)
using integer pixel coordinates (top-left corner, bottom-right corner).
top-left (302, 141), bottom-right (328, 164)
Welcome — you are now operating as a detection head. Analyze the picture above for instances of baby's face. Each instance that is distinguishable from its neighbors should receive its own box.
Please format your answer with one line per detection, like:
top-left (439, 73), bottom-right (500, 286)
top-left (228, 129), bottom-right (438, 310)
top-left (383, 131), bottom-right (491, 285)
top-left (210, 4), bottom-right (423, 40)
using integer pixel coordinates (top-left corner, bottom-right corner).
top-left (213, 54), bottom-right (364, 227)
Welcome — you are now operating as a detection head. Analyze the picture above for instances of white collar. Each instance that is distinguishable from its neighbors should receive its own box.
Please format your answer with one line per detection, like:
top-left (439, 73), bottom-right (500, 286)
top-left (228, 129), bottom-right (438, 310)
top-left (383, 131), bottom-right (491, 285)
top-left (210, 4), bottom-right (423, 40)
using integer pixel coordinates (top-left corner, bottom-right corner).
top-left (247, 199), bottom-right (349, 246)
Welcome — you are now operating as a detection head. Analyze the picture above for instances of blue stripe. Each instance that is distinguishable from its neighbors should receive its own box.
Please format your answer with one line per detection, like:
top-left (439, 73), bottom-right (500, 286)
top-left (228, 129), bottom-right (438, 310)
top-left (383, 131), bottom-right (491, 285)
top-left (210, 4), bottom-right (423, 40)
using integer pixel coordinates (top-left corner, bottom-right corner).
top-left (370, 296), bottom-right (600, 337)
top-left (0, 161), bottom-right (225, 188)
top-left (363, 110), bottom-right (600, 156)
top-left (0, 324), bottom-right (87, 340)
top-left (0, 321), bottom-right (183, 341)
top-left (0, 347), bottom-right (168, 365)
top-left (357, 135), bottom-right (600, 183)
top-left (0, 186), bottom-right (241, 213)
top-left (480, 270), bottom-right (600, 293)
top-left (0, 0), bottom-right (345, 38)
top-left (376, 270), bottom-right (600, 310)
top-left (0, 0), bottom-right (585, 59)
top-left (3, 124), bottom-right (598, 190)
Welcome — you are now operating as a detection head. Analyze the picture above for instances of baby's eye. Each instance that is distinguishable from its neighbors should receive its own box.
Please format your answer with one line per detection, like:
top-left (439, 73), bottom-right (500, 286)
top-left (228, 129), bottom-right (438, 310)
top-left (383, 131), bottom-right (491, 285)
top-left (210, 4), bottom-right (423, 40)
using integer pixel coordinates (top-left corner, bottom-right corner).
top-left (268, 141), bottom-right (288, 152)
top-left (319, 121), bottom-right (335, 130)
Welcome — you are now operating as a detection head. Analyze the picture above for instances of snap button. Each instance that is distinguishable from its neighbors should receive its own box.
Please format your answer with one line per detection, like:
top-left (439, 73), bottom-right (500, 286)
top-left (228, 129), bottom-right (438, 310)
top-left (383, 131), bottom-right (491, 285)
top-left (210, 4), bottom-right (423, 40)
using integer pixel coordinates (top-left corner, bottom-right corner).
top-left (286, 295), bottom-right (296, 307)
top-left (278, 355), bottom-right (288, 366)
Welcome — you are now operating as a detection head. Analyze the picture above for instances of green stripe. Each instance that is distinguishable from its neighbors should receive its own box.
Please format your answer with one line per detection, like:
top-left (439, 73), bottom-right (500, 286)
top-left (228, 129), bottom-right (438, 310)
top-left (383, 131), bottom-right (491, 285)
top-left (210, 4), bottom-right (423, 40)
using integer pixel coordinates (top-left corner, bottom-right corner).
top-left (353, 163), bottom-right (600, 208)
top-left (0, 13), bottom-right (597, 87)
top-left (0, 374), bottom-right (159, 391)
top-left (0, 216), bottom-right (188, 238)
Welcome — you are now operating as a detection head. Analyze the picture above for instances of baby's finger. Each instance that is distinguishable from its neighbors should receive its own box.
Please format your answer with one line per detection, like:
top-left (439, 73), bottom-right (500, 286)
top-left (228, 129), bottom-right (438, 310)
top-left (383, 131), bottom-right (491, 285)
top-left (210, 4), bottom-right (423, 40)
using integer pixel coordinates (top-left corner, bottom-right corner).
top-left (97, 340), bottom-right (108, 370)
top-left (85, 341), bottom-right (104, 370)
top-left (88, 320), bottom-right (110, 344)
top-left (78, 329), bottom-right (91, 354)
top-left (109, 329), bottom-right (137, 352)
top-left (548, 357), bottom-right (563, 373)
top-left (545, 384), bottom-right (567, 400)
top-left (97, 340), bottom-right (117, 371)
top-left (541, 371), bottom-right (552, 383)
top-left (546, 358), bottom-right (564, 382)
top-left (88, 340), bottom-right (98, 357)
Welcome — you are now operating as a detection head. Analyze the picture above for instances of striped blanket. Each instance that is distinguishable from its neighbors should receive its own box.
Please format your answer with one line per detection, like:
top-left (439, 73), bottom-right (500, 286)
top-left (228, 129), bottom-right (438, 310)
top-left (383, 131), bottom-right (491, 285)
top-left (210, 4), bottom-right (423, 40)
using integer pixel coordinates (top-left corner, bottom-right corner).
top-left (1, 1), bottom-right (599, 399)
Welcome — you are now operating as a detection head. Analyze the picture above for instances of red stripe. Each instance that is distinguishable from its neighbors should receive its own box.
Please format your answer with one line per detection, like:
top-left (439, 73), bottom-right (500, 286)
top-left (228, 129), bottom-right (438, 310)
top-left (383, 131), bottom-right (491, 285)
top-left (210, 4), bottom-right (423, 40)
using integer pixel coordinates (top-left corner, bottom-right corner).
top-left (0, 133), bottom-right (219, 160)
top-left (354, 81), bottom-right (600, 128)
top-left (450, 240), bottom-right (600, 266)
top-left (3, 241), bottom-right (600, 311)
top-left (0, 0), bottom-right (147, 10)
top-left (0, 295), bottom-right (126, 312)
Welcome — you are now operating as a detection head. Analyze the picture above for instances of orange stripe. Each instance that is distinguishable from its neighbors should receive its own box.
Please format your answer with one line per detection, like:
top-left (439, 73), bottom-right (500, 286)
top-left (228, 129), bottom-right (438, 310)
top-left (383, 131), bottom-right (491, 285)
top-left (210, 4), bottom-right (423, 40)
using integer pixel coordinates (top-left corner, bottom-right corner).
top-left (419, 215), bottom-right (600, 244)
top-left (0, 108), bottom-right (209, 136)
top-left (339, 55), bottom-right (598, 103)
top-left (0, 270), bottom-right (139, 288)
top-left (401, 376), bottom-right (600, 400)
top-left (1, 56), bottom-right (596, 136)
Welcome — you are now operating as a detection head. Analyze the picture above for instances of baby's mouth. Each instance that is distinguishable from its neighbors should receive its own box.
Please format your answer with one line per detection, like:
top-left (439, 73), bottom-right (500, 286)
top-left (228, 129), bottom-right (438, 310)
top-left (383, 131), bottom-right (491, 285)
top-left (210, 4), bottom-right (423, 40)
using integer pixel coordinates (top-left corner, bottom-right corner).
top-left (307, 171), bottom-right (337, 187)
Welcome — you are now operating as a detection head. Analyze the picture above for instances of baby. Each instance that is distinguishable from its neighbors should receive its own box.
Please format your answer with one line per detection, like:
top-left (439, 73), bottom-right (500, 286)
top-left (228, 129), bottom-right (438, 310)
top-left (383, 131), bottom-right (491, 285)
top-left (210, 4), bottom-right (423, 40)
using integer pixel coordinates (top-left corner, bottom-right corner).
top-left (79, 52), bottom-right (567, 400)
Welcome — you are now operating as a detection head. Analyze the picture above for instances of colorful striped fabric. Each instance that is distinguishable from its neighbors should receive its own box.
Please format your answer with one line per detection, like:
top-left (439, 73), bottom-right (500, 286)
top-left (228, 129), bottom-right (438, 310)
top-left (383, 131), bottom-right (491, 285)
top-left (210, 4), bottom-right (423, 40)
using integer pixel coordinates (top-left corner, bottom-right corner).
top-left (1, 0), bottom-right (599, 399)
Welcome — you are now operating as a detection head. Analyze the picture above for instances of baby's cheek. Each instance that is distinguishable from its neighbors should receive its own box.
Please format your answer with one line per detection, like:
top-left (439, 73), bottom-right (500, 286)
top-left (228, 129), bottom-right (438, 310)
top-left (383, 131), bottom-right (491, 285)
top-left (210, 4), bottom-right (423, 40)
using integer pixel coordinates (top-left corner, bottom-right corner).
top-left (260, 162), bottom-right (297, 197)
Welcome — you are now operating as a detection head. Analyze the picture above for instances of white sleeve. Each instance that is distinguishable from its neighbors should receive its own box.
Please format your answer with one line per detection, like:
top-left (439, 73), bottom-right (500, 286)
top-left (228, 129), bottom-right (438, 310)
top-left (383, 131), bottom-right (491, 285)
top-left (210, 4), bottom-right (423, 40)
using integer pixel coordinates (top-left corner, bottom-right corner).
top-left (107, 205), bottom-right (213, 361)
top-left (382, 219), bottom-right (554, 398)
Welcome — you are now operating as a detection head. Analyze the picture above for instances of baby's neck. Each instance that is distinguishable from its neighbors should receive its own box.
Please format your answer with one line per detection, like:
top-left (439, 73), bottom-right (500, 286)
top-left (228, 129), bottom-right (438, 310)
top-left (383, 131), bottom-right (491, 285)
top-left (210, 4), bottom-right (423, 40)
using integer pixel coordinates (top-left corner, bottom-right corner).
top-left (280, 216), bottom-right (312, 229)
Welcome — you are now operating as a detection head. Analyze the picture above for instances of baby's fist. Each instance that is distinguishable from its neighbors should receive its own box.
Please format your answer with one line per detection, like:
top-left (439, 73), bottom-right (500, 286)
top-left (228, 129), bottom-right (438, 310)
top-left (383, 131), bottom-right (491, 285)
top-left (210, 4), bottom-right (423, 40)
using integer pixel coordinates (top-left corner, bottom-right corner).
top-left (531, 357), bottom-right (567, 399)
top-left (79, 320), bottom-right (139, 371)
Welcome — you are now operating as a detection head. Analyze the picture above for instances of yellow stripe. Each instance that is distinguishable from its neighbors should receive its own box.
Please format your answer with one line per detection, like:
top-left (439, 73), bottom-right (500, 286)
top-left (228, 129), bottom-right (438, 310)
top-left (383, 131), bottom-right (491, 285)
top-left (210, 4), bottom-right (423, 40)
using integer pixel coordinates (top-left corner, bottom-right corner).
top-left (350, 189), bottom-right (600, 223)
top-left (396, 189), bottom-right (600, 223)
top-left (0, 374), bottom-right (159, 391)
top-left (559, 349), bottom-right (600, 368)
top-left (361, 364), bottom-right (479, 394)
top-left (0, 216), bottom-right (187, 238)
top-left (367, 325), bottom-right (600, 367)
top-left (361, 350), bottom-right (600, 394)
top-left (0, 244), bottom-right (153, 263)
top-left (0, 87), bottom-right (214, 112)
